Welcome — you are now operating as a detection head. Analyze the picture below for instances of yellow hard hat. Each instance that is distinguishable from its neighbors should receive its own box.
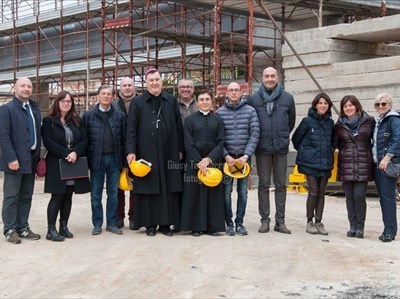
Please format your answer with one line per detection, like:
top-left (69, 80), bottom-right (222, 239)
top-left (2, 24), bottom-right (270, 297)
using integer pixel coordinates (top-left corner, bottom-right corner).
top-left (119, 168), bottom-right (133, 191)
top-left (129, 159), bottom-right (152, 177)
top-left (223, 161), bottom-right (251, 179)
top-left (197, 168), bottom-right (223, 187)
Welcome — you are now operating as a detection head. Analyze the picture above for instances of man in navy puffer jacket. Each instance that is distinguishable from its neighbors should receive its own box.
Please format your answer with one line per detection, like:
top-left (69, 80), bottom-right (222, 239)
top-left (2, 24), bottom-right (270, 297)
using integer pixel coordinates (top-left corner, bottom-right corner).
top-left (216, 82), bottom-right (260, 236)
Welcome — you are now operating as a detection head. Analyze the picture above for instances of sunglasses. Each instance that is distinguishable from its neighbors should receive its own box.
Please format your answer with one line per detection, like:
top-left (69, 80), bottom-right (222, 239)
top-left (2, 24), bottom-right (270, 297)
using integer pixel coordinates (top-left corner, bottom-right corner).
top-left (374, 102), bottom-right (388, 108)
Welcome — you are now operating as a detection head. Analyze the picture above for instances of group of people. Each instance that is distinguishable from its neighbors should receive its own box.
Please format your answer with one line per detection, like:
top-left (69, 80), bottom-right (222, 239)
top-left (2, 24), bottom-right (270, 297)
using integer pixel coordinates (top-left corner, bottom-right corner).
top-left (0, 67), bottom-right (398, 244)
top-left (293, 92), bottom-right (399, 242)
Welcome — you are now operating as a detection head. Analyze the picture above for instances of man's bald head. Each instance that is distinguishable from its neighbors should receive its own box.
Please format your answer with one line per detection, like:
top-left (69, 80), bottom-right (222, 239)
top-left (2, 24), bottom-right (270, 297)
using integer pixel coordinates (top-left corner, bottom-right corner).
top-left (262, 67), bottom-right (279, 91)
top-left (14, 77), bottom-right (33, 102)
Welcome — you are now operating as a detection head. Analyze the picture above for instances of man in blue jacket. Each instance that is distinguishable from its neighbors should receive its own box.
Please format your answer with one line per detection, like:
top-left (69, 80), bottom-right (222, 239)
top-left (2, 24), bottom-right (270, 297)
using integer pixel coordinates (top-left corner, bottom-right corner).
top-left (247, 67), bottom-right (296, 234)
top-left (82, 85), bottom-right (126, 236)
top-left (216, 82), bottom-right (259, 236)
top-left (0, 77), bottom-right (42, 244)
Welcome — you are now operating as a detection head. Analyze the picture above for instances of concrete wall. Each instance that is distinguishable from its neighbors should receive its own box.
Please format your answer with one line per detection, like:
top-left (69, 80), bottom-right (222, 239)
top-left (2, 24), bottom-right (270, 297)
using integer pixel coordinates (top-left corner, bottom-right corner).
top-left (282, 14), bottom-right (400, 125)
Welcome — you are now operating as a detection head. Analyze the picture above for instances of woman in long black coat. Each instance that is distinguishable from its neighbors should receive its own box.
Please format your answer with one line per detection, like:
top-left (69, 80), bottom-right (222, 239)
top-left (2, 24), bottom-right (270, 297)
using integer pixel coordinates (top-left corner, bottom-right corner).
top-left (180, 90), bottom-right (225, 236)
top-left (42, 91), bottom-right (90, 241)
top-left (292, 92), bottom-right (334, 236)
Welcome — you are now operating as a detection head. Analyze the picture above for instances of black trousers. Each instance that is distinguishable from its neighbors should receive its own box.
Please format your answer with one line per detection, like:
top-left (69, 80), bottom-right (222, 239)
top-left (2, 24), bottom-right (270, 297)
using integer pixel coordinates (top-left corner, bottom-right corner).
top-left (306, 176), bottom-right (329, 221)
top-left (342, 181), bottom-right (368, 230)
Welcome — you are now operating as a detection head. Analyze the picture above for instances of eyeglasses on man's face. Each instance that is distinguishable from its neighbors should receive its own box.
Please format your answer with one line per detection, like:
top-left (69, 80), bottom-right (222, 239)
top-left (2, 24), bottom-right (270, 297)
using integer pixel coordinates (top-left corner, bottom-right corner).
top-left (227, 89), bottom-right (240, 93)
top-left (179, 85), bottom-right (193, 89)
top-left (374, 102), bottom-right (388, 108)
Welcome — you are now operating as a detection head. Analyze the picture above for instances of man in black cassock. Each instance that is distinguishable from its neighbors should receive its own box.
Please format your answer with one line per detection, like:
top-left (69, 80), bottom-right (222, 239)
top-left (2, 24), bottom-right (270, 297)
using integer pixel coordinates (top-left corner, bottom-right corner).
top-left (126, 69), bottom-right (183, 236)
top-left (180, 89), bottom-right (225, 236)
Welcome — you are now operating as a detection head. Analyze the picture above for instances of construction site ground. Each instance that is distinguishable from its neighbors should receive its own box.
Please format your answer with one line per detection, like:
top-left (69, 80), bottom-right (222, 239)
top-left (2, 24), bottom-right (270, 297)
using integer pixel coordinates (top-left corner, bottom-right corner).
top-left (1, 177), bottom-right (399, 298)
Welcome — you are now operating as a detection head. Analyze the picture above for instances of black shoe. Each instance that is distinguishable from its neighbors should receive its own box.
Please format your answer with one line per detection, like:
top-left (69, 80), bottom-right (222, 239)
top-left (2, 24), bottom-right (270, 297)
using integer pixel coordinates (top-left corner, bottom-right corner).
top-left (192, 231), bottom-right (201, 237)
top-left (59, 221), bottom-right (74, 238)
top-left (92, 226), bottom-right (102, 235)
top-left (379, 233), bottom-right (396, 242)
top-left (355, 230), bottom-right (364, 239)
top-left (159, 226), bottom-right (173, 237)
top-left (171, 225), bottom-right (181, 233)
top-left (116, 218), bottom-right (124, 229)
top-left (207, 231), bottom-right (222, 236)
top-left (46, 225), bottom-right (65, 242)
top-left (146, 227), bottom-right (156, 236)
top-left (129, 220), bottom-right (135, 230)
top-left (347, 229), bottom-right (356, 238)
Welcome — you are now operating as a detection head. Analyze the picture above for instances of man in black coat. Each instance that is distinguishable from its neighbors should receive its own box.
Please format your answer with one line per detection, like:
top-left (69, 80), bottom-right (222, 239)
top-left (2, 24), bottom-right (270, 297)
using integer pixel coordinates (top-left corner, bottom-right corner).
top-left (0, 77), bottom-right (42, 244)
top-left (126, 69), bottom-right (184, 236)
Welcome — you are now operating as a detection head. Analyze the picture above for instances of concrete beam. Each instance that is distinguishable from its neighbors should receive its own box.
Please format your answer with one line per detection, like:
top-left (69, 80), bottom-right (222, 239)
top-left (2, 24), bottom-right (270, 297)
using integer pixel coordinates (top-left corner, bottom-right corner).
top-left (286, 69), bottom-right (400, 93)
top-left (285, 56), bottom-right (400, 81)
top-left (285, 14), bottom-right (400, 44)
top-left (283, 51), bottom-right (376, 68)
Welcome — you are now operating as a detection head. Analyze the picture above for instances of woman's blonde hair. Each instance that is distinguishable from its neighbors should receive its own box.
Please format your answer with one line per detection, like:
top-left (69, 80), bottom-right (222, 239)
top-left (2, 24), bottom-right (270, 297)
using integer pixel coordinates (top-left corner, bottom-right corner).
top-left (374, 93), bottom-right (393, 105)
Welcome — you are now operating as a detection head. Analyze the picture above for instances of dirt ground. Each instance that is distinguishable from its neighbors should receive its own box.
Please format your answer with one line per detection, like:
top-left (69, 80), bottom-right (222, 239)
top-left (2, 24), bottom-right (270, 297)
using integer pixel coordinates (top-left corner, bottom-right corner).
top-left (0, 177), bottom-right (399, 298)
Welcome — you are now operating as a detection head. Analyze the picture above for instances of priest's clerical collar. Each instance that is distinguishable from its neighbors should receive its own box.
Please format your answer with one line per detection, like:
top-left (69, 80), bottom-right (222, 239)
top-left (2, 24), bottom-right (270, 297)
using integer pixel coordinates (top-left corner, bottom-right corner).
top-left (199, 109), bottom-right (210, 115)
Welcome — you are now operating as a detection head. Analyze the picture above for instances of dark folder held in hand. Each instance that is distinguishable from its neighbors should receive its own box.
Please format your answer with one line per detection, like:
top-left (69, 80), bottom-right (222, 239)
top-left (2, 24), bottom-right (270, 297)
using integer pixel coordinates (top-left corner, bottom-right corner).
top-left (59, 157), bottom-right (89, 180)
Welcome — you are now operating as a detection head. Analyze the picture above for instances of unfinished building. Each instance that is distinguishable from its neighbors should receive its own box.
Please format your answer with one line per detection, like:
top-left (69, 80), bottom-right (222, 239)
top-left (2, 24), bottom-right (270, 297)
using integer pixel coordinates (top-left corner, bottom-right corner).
top-left (0, 0), bottom-right (399, 114)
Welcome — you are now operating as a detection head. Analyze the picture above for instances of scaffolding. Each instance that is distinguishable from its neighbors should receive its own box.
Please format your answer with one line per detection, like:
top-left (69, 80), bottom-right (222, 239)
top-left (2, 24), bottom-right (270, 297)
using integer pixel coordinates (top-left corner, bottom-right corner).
top-left (0, 0), bottom-right (398, 111)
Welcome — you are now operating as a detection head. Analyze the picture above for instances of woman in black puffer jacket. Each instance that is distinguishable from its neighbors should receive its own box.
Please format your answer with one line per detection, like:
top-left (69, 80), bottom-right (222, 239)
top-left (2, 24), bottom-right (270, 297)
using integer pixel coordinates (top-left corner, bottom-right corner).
top-left (333, 95), bottom-right (375, 239)
top-left (292, 93), bottom-right (334, 236)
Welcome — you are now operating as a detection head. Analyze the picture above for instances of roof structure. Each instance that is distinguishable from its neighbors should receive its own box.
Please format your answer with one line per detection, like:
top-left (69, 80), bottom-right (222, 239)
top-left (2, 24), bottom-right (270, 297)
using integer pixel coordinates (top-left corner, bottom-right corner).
top-left (0, 0), bottom-right (399, 110)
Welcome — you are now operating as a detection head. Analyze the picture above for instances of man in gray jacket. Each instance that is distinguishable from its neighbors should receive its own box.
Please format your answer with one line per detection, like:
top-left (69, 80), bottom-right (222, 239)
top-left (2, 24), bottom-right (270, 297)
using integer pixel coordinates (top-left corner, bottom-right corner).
top-left (247, 67), bottom-right (296, 234)
top-left (112, 77), bottom-right (136, 230)
top-left (177, 78), bottom-right (198, 123)
top-left (216, 82), bottom-right (260, 236)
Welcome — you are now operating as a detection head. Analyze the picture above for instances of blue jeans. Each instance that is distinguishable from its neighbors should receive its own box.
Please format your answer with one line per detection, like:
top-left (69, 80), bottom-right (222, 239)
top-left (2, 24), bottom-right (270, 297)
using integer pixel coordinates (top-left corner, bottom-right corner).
top-left (90, 154), bottom-right (119, 227)
top-left (374, 166), bottom-right (398, 236)
top-left (223, 175), bottom-right (249, 227)
top-left (2, 172), bottom-right (35, 234)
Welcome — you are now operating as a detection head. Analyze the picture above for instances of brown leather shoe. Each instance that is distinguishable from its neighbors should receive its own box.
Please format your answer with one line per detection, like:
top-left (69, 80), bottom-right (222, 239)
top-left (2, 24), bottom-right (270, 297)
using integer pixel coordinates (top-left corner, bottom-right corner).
top-left (258, 223), bottom-right (270, 233)
top-left (274, 223), bottom-right (291, 234)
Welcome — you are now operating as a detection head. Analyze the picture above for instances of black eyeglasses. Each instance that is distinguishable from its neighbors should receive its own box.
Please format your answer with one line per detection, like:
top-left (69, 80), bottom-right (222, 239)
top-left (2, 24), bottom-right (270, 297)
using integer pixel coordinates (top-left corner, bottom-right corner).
top-left (374, 102), bottom-right (388, 108)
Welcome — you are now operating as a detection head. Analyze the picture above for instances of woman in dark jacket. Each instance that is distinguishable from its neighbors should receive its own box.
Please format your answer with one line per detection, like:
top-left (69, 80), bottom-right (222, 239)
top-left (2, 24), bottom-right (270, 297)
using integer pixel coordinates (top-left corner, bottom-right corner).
top-left (372, 93), bottom-right (400, 242)
top-left (333, 95), bottom-right (375, 239)
top-left (292, 93), bottom-right (334, 236)
top-left (42, 91), bottom-right (90, 241)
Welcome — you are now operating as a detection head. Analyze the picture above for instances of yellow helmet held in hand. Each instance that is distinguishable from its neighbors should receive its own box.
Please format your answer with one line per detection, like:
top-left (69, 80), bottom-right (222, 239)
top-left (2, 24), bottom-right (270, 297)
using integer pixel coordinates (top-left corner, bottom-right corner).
top-left (129, 159), bottom-right (152, 177)
top-left (197, 168), bottom-right (223, 187)
top-left (223, 161), bottom-right (251, 179)
top-left (119, 168), bottom-right (133, 191)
